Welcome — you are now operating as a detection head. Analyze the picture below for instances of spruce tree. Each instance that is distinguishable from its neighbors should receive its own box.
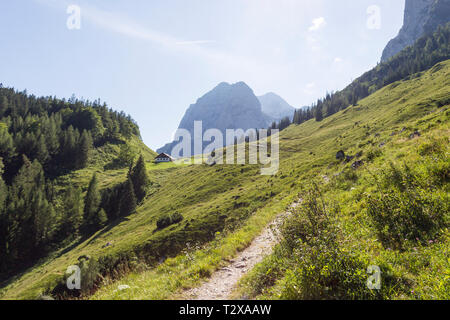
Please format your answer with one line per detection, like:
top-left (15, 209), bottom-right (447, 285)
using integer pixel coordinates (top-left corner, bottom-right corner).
top-left (78, 130), bottom-right (93, 169)
top-left (0, 96), bottom-right (8, 117)
top-left (130, 155), bottom-right (149, 202)
top-left (315, 104), bottom-right (323, 122)
top-left (0, 158), bottom-right (6, 263)
top-left (118, 143), bottom-right (135, 167)
top-left (83, 173), bottom-right (103, 231)
top-left (61, 185), bottom-right (83, 237)
top-left (0, 126), bottom-right (15, 159)
top-left (0, 158), bottom-right (5, 211)
top-left (7, 157), bottom-right (55, 262)
top-left (36, 134), bottom-right (49, 165)
top-left (119, 176), bottom-right (137, 217)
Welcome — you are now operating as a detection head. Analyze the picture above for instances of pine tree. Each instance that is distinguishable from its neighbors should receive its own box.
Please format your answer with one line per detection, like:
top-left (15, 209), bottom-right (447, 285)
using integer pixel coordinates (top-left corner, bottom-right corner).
top-left (0, 158), bottom-right (6, 211)
top-left (118, 143), bottom-right (136, 167)
top-left (78, 130), bottom-right (93, 169)
top-left (7, 157), bottom-right (55, 263)
top-left (0, 125), bottom-right (15, 159)
top-left (36, 134), bottom-right (49, 165)
top-left (46, 116), bottom-right (60, 156)
top-left (130, 155), bottom-right (150, 202)
top-left (0, 96), bottom-right (8, 118)
top-left (83, 173), bottom-right (103, 231)
top-left (315, 104), bottom-right (323, 122)
top-left (119, 176), bottom-right (137, 217)
top-left (0, 164), bottom-right (6, 270)
top-left (61, 185), bottom-right (83, 238)
top-left (61, 126), bottom-right (77, 169)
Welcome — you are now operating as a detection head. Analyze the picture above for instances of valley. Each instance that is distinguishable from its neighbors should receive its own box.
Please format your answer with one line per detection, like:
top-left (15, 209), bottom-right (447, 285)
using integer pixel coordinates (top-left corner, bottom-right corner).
top-left (0, 1), bottom-right (449, 302)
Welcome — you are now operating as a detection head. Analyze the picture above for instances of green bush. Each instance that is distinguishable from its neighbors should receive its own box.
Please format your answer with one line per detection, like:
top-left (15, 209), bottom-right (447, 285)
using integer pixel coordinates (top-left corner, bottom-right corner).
top-left (332, 168), bottom-right (358, 191)
top-left (417, 137), bottom-right (446, 156)
top-left (366, 163), bottom-right (449, 250)
top-left (278, 184), bottom-right (391, 300)
top-left (366, 147), bottom-right (382, 162)
top-left (156, 212), bottom-right (184, 230)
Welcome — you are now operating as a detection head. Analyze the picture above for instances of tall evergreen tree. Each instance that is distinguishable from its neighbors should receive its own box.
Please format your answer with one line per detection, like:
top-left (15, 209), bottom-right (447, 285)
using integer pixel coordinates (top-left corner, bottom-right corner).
top-left (60, 185), bottom-right (83, 238)
top-left (0, 158), bottom-right (6, 211)
top-left (119, 176), bottom-right (137, 217)
top-left (315, 104), bottom-right (323, 122)
top-left (0, 96), bottom-right (8, 118)
top-left (83, 173), bottom-right (103, 231)
top-left (130, 155), bottom-right (150, 202)
top-left (36, 134), bottom-right (49, 165)
top-left (77, 130), bottom-right (93, 169)
top-left (0, 163), bottom-right (6, 271)
top-left (7, 156), bottom-right (55, 264)
top-left (0, 125), bottom-right (14, 160)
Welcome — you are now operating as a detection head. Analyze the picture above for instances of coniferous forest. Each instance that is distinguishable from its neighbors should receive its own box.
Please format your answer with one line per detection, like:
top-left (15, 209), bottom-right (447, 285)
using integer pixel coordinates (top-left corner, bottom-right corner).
top-left (0, 89), bottom-right (149, 278)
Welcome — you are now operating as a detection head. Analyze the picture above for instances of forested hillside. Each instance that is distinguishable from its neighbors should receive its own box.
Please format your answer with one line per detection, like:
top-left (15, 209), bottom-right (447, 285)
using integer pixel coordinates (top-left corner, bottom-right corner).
top-left (0, 90), bottom-right (152, 279)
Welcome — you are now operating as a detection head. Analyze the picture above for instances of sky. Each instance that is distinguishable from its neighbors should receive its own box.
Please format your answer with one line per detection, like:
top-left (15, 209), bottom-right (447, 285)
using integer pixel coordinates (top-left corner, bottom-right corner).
top-left (0, 0), bottom-right (405, 150)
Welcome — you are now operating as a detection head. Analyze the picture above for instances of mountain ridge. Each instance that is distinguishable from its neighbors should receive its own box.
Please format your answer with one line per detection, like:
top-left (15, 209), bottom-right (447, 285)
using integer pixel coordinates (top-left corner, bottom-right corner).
top-left (157, 81), bottom-right (270, 156)
top-left (381, 0), bottom-right (450, 62)
top-left (257, 92), bottom-right (296, 123)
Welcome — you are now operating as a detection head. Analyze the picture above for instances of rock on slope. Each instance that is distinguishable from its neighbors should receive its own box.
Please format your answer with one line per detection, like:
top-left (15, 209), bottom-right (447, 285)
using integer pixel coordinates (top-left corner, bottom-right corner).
top-left (157, 82), bottom-right (269, 156)
top-left (381, 0), bottom-right (450, 62)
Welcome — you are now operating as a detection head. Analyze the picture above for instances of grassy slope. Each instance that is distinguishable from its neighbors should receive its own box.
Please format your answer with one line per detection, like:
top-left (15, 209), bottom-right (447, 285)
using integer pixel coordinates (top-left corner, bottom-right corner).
top-left (1, 60), bottom-right (449, 300)
top-left (92, 60), bottom-right (449, 300)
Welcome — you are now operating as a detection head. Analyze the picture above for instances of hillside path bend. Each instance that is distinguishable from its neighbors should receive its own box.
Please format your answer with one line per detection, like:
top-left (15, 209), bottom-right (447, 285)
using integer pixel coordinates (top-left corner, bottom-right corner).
top-left (183, 200), bottom-right (301, 300)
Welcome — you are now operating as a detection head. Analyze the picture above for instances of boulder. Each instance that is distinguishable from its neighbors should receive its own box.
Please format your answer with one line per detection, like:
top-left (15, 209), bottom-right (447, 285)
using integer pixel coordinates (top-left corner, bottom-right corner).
top-left (336, 150), bottom-right (346, 160)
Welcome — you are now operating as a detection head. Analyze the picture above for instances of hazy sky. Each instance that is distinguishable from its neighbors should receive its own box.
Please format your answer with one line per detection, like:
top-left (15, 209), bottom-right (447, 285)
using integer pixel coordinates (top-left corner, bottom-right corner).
top-left (0, 0), bottom-right (405, 149)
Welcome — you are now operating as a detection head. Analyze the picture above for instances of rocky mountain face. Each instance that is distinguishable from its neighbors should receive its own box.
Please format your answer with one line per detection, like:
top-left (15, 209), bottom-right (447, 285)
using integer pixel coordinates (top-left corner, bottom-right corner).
top-left (157, 82), bottom-right (270, 156)
top-left (258, 92), bottom-right (295, 123)
top-left (381, 0), bottom-right (450, 62)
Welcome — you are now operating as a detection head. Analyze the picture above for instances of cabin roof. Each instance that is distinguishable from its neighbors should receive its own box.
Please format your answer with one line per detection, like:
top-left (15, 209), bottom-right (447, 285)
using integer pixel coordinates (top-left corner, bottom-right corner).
top-left (155, 152), bottom-right (174, 159)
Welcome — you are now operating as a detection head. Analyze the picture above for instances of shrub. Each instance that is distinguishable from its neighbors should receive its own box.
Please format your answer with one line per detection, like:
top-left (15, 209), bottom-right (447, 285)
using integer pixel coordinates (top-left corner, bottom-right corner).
top-left (278, 184), bottom-right (390, 300)
top-left (156, 212), bottom-right (184, 230)
top-left (366, 147), bottom-right (382, 162)
top-left (332, 168), bottom-right (358, 191)
top-left (417, 137), bottom-right (446, 156)
top-left (366, 163), bottom-right (449, 250)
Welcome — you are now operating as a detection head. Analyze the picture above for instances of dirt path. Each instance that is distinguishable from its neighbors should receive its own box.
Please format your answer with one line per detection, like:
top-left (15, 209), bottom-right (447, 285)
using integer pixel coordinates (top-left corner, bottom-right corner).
top-left (183, 201), bottom-right (300, 300)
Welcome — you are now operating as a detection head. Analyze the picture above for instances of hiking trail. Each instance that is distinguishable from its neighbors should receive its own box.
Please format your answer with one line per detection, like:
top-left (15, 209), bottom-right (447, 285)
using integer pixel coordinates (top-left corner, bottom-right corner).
top-left (182, 201), bottom-right (301, 300)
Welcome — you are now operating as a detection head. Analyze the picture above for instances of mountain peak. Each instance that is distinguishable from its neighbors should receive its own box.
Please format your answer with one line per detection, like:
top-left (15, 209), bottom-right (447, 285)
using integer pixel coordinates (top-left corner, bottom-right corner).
top-left (381, 0), bottom-right (450, 62)
top-left (157, 81), bottom-right (268, 155)
top-left (258, 92), bottom-right (295, 122)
